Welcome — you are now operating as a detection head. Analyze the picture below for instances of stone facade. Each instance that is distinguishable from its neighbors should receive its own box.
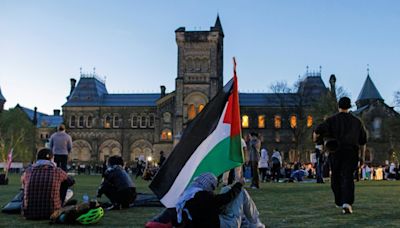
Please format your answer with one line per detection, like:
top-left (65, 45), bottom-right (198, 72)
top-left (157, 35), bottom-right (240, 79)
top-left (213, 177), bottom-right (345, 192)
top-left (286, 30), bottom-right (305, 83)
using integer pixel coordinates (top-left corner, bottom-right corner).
top-left (59, 17), bottom-right (399, 165)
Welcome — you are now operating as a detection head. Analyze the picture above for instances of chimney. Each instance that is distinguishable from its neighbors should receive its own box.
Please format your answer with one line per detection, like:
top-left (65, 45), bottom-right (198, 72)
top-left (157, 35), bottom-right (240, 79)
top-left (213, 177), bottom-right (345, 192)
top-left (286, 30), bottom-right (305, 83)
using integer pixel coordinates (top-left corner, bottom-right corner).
top-left (53, 109), bottom-right (60, 116)
top-left (160, 85), bottom-right (166, 98)
top-left (70, 78), bottom-right (77, 95)
top-left (33, 107), bottom-right (38, 125)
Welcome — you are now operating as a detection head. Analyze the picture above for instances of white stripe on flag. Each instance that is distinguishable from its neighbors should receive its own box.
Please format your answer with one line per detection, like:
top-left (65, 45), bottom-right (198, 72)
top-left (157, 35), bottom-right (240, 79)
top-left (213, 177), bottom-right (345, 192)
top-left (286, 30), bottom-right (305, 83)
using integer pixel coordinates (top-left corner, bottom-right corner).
top-left (160, 102), bottom-right (230, 208)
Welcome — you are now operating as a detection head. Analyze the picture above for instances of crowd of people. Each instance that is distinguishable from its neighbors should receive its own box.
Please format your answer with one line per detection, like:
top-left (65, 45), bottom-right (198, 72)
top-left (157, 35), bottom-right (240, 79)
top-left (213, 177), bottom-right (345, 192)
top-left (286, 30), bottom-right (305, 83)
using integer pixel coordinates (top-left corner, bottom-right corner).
top-left (3, 97), bottom-right (400, 226)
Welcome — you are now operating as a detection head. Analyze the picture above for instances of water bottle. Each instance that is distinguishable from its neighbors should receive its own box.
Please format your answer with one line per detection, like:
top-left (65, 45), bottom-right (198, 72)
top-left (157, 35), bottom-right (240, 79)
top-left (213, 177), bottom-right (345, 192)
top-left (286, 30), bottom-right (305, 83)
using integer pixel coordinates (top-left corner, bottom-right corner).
top-left (82, 194), bottom-right (89, 203)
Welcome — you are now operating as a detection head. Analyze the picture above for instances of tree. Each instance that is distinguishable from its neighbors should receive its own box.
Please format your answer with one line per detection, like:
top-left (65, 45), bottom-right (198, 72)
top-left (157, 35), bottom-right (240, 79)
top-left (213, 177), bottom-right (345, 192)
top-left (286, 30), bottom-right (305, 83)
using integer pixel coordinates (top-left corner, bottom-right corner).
top-left (0, 108), bottom-right (36, 163)
top-left (394, 90), bottom-right (400, 108)
top-left (269, 80), bottom-right (313, 162)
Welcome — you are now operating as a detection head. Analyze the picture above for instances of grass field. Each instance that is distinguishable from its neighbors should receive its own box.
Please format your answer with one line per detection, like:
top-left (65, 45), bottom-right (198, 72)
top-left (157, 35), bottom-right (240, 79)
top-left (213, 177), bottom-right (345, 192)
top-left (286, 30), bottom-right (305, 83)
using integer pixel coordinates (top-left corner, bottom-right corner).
top-left (1, 174), bottom-right (399, 227)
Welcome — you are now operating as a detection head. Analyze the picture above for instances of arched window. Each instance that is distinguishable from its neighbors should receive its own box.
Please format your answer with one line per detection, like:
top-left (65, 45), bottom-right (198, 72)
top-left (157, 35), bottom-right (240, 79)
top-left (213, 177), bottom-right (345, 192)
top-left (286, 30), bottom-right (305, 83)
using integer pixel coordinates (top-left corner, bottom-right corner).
top-left (188, 104), bottom-right (196, 120)
top-left (148, 114), bottom-right (155, 128)
top-left (161, 129), bottom-right (172, 141)
top-left (113, 115), bottom-right (120, 128)
top-left (131, 114), bottom-right (138, 128)
top-left (198, 104), bottom-right (205, 114)
top-left (104, 116), bottom-right (111, 128)
top-left (274, 115), bottom-right (281, 129)
top-left (258, 115), bottom-right (265, 128)
top-left (290, 115), bottom-right (297, 128)
top-left (78, 116), bottom-right (84, 128)
top-left (372, 118), bottom-right (382, 138)
top-left (307, 115), bottom-right (313, 128)
top-left (242, 115), bottom-right (249, 128)
top-left (87, 116), bottom-right (93, 128)
top-left (69, 116), bottom-right (76, 128)
top-left (140, 115), bottom-right (147, 128)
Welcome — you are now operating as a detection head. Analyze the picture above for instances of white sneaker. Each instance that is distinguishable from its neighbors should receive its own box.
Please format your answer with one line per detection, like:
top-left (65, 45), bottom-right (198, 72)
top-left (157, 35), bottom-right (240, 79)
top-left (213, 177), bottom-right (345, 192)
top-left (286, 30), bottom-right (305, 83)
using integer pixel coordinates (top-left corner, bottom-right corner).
top-left (342, 203), bottom-right (353, 214)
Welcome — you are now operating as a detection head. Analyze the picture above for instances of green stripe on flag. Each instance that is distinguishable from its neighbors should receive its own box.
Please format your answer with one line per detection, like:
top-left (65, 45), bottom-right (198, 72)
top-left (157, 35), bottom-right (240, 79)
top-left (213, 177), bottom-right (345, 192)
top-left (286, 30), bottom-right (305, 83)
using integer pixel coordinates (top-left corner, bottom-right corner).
top-left (190, 136), bottom-right (243, 183)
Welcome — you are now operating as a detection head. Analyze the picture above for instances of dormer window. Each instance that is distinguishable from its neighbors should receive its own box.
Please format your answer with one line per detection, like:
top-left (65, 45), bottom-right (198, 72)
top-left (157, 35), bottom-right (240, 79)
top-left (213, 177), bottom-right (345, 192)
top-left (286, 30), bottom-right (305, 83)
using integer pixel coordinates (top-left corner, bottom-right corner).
top-left (131, 114), bottom-right (139, 128)
top-left (78, 116), bottom-right (84, 128)
top-left (140, 115), bottom-right (147, 128)
top-left (148, 114), bottom-right (155, 128)
top-left (113, 115), bottom-right (120, 128)
top-left (87, 116), bottom-right (93, 128)
top-left (70, 116), bottom-right (76, 128)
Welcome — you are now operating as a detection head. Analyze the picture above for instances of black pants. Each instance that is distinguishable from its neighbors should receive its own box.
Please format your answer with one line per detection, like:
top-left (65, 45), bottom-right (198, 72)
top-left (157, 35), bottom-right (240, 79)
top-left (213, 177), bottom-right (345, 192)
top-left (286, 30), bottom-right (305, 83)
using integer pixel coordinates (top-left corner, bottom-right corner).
top-left (54, 154), bottom-right (68, 172)
top-left (271, 163), bottom-right (281, 182)
top-left (103, 187), bottom-right (137, 208)
top-left (250, 161), bottom-right (260, 188)
top-left (259, 168), bottom-right (268, 182)
top-left (329, 150), bottom-right (358, 206)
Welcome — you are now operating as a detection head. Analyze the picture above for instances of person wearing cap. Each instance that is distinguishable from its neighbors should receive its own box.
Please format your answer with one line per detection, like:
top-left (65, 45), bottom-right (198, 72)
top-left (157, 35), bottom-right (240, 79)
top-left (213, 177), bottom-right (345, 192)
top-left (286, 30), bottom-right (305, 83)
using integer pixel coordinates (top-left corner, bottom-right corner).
top-left (22, 148), bottom-right (75, 219)
top-left (313, 97), bottom-right (367, 214)
top-left (49, 124), bottom-right (73, 172)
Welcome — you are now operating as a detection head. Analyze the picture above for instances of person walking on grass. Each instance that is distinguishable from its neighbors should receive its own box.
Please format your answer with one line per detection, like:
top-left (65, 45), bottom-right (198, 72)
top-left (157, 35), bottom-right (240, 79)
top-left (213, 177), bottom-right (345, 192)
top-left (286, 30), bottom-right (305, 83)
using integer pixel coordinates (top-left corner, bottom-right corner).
top-left (314, 97), bottom-right (367, 214)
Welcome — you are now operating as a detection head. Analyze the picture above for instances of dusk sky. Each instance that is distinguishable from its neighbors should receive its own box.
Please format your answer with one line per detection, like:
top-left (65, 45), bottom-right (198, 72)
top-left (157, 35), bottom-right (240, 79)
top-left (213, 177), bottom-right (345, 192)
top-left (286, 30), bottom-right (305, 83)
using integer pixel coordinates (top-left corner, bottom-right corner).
top-left (1, 0), bottom-right (399, 114)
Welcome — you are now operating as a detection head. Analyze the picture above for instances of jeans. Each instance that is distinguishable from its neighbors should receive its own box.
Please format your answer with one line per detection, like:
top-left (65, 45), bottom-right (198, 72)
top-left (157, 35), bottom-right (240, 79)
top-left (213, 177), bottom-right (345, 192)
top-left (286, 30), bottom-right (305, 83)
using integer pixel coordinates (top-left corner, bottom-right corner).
top-left (219, 187), bottom-right (261, 228)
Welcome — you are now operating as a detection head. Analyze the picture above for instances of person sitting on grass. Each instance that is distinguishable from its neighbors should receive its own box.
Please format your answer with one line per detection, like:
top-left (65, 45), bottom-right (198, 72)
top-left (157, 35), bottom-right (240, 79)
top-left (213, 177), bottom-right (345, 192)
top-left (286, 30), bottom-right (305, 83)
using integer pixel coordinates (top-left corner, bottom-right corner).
top-left (22, 148), bottom-right (75, 220)
top-left (148, 172), bottom-right (264, 228)
top-left (96, 155), bottom-right (137, 210)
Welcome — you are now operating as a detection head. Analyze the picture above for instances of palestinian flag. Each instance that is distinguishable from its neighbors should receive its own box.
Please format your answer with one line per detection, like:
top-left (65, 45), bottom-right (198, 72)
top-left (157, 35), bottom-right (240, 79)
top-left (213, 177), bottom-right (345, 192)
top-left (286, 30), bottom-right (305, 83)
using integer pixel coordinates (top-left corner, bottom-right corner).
top-left (149, 58), bottom-right (244, 208)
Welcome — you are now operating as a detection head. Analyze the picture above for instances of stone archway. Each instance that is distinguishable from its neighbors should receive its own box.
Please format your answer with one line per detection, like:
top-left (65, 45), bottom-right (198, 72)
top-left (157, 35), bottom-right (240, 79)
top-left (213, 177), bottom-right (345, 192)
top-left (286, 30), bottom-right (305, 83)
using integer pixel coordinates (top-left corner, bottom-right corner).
top-left (71, 140), bottom-right (92, 162)
top-left (130, 139), bottom-right (153, 161)
top-left (99, 139), bottom-right (122, 162)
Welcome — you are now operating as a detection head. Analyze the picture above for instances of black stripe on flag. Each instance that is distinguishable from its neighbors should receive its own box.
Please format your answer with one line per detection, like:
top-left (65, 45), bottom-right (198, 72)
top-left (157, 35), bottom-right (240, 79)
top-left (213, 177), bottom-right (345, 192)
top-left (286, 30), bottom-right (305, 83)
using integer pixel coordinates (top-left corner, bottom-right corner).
top-left (149, 79), bottom-right (234, 200)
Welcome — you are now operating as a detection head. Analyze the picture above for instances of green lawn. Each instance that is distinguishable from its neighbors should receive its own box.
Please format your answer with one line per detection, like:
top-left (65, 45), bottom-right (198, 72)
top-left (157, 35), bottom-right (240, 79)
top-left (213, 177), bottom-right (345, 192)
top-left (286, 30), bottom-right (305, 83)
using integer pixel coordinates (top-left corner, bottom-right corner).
top-left (0, 174), bottom-right (399, 227)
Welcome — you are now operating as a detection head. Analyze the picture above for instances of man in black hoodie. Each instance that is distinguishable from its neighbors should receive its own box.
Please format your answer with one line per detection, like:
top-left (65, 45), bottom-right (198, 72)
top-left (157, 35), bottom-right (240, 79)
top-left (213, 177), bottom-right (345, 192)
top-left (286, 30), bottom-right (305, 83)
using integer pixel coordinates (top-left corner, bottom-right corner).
top-left (314, 97), bottom-right (367, 214)
top-left (97, 156), bottom-right (136, 209)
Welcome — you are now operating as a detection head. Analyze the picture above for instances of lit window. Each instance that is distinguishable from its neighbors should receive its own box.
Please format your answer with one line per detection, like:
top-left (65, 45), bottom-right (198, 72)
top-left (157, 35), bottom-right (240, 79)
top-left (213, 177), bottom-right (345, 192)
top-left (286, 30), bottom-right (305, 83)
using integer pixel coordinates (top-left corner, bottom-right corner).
top-left (113, 115), bottom-right (120, 128)
top-left (274, 115), bottom-right (281, 129)
top-left (198, 104), bottom-right (205, 113)
top-left (131, 114), bottom-right (138, 128)
top-left (78, 116), bottom-right (84, 128)
top-left (104, 116), bottom-right (111, 128)
top-left (290, 115), bottom-right (297, 128)
top-left (188, 104), bottom-right (196, 120)
top-left (307, 115), bottom-right (313, 128)
top-left (258, 115), bottom-right (265, 128)
top-left (242, 115), bottom-right (249, 128)
top-left (161, 129), bottom-right (172, 141)
top-left (87, 116), bottom-right (93, 128)
top-left (70, 116), bottom-right (76, 128)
